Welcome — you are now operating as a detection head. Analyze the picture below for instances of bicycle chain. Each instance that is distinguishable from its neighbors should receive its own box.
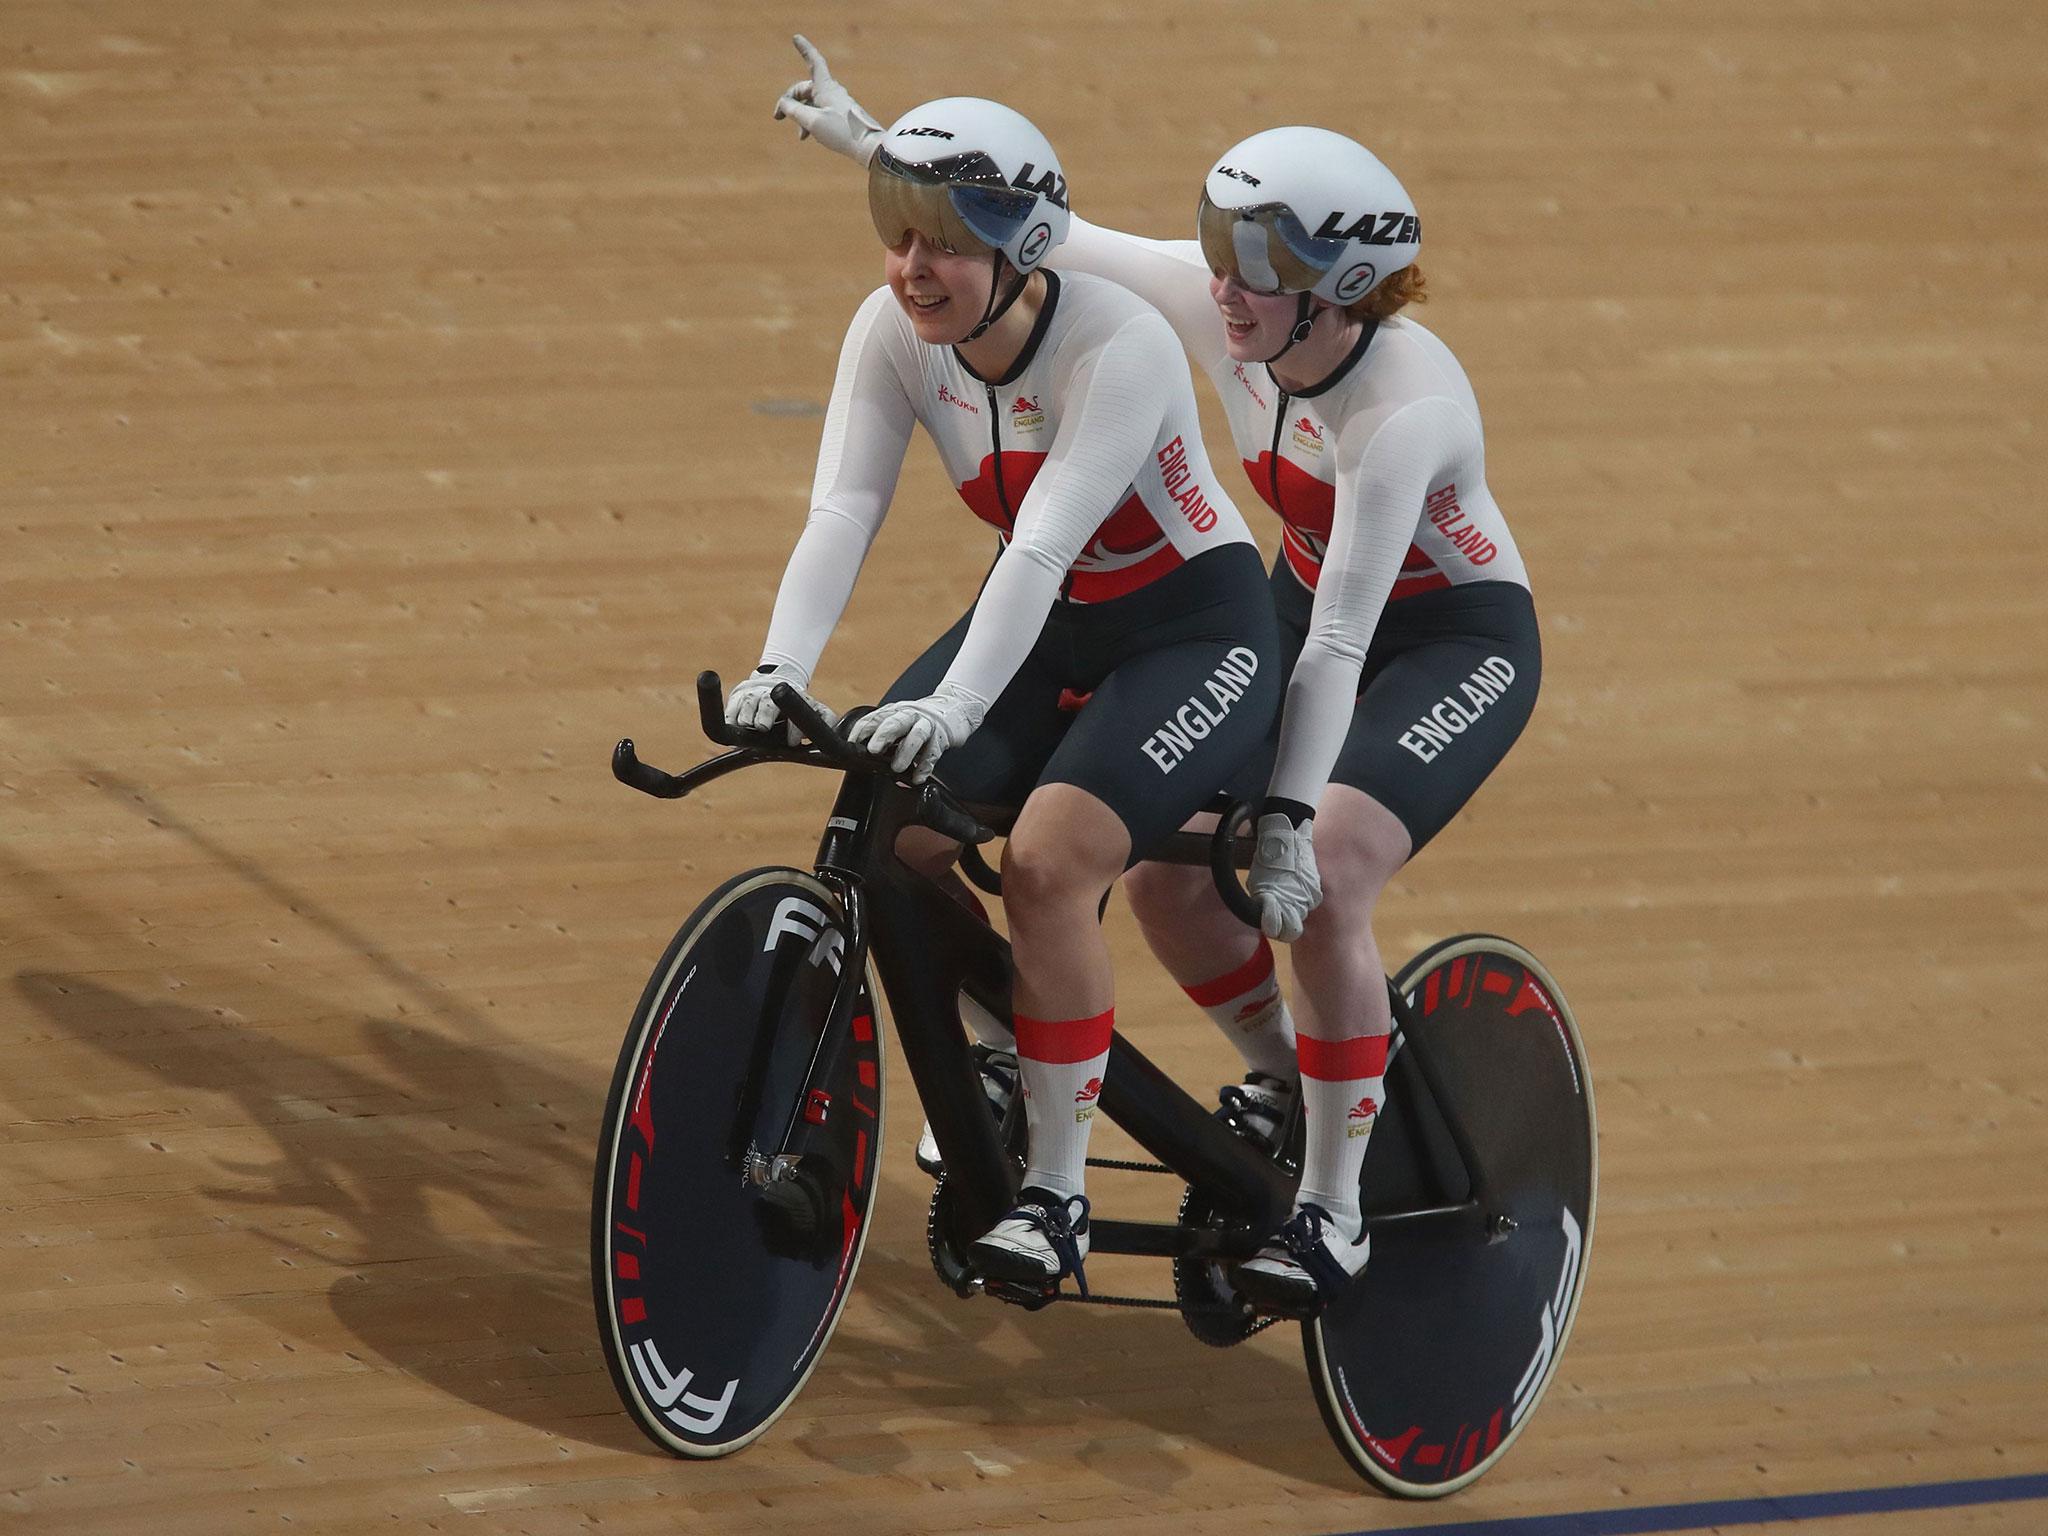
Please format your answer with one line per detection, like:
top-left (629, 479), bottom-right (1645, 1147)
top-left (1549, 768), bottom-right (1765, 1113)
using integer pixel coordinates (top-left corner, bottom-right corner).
top-left (1084, 1156), bottom-right (1173, 1174)
top-left (1057, 1289), bottom-right (1284, 1334)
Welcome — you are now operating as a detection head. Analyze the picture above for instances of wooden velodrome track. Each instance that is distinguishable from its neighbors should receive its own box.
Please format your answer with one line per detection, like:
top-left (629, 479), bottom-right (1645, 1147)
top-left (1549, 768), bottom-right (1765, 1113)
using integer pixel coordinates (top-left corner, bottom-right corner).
top-left (5, 1), bottom-right (2044, 1531)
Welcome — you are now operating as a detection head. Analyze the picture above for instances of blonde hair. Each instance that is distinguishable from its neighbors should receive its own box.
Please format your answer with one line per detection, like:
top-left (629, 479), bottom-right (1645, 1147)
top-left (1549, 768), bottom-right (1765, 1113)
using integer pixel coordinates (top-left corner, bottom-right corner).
top-left (1344, 264), bottom-right (1427, 323)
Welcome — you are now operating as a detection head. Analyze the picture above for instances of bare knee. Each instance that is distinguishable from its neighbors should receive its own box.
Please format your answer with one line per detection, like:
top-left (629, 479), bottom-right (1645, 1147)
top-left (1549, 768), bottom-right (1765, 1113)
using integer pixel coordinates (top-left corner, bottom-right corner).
top-left (1300, 790), bottom-right (1411, 941)
top-left (1002, 829), bottom-right (1105, 922)
top-left (1002, 790), bottom-right (1127, 927)
top-left (1124, 858), bottom-right (1218, 932)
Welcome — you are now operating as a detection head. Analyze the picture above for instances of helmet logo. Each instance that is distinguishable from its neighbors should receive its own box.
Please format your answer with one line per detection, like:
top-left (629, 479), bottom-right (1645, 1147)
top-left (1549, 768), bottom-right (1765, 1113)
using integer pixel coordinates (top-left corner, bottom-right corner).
top-left (1012, 162), bottom-right (1069, 210)
top-left (1019, 222), bottom-right (1053, 265)
top-left (1313, 210), bottom-right (1420, 246)
top-left (898, 125), bottom-right (956, 140)
top-left (1333, 262), bottom-right (1377, 301)
top-left (1216, 164), bottom-right (1262, 188)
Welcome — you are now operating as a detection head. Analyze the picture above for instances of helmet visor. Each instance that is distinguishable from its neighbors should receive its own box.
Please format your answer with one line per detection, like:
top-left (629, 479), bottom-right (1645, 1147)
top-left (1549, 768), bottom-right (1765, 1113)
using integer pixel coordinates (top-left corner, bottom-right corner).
top-left (1197, 192), bottom-right (1350, 295)
top-left (869, 148), bottom-right (1039, 255)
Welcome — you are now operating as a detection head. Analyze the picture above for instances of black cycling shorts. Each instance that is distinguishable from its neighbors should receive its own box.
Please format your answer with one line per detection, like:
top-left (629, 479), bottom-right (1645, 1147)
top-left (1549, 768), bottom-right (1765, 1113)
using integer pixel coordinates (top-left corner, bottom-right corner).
top-left (885, 544), bottom-right (1281, 864)
top-left (1222, 560), bottom-right (1542, 852)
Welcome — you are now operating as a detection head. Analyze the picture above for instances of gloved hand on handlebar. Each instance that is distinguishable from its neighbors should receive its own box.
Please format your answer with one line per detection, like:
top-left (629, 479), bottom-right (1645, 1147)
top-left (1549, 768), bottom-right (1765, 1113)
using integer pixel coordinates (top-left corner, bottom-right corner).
top-left (725, 667), bottom-right (840, 746)
top-left (772, 35), bottom-right (884, 165)
top-left (1247, 802), bottom-right (1323, 942)
top-left (847, 685), bottom-right (986, 781)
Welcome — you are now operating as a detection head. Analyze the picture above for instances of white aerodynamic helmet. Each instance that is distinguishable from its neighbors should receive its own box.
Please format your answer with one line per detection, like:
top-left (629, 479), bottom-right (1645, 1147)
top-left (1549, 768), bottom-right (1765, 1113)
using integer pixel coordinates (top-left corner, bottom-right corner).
top-left (868, 97), bottom-right (1071, 274)
top-left (1197, 126), bottom-right (1419, 304)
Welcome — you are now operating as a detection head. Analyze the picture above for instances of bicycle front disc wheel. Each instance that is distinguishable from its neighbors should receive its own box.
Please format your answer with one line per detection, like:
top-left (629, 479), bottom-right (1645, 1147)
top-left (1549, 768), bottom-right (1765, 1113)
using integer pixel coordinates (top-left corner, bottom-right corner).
top-left (592, 868), bottom-right (885, 1457)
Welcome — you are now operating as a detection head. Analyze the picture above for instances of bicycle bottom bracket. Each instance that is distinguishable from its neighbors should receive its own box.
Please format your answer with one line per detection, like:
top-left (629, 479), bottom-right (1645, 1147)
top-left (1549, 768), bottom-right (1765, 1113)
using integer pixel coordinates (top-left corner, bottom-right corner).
top-left (1173, 1186), bottom-right (1264, 1347)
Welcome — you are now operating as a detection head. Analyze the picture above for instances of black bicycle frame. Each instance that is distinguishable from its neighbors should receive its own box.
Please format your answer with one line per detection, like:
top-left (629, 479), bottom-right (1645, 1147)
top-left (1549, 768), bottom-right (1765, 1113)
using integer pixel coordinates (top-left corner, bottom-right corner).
top-left (613, 672), bottom-right (1506, 1267)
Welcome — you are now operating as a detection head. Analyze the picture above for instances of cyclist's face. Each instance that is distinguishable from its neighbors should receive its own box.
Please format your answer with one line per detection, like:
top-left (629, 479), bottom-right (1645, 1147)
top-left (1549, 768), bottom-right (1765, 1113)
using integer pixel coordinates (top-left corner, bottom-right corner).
top-left (885, 233), bottom-right (997, 345)
top-left (1209, 271), bottom-right (1304, 362)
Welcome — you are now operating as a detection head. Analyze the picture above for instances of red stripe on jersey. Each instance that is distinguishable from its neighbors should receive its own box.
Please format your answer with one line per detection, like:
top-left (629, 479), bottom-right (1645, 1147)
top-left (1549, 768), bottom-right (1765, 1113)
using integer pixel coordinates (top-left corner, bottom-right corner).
top-left (1254, 453), bottom-right (1453, 599)
top-left (955, 450), bottom-right (1048, 533)
top-left (1298, 1032), bottom-right (1392, 1082)
top-left (1392, 542), bottom-right (1451, 596)
top-left (1281, 525), bottom-right (1323, 589)
top-left (1285, 526), bottom-right (1449, 599)
top-left (1068, 491), bottom-right (1181, 600)
top-left (1093, 490), bottom-right (1165, 555)
top-left (1184, 939), bottom-right (1277, 1007)
top-left (1242, 452), bottom-right (1336, 537)
top-left (1014, 1008), bottom-right (1116, 1065)
top-left (1391, 567), bottom-right (1453, 598)
top-left (959, 477), bottom-right (1182, 603)
top-left (1066, 538), bottom-right (1184, 602)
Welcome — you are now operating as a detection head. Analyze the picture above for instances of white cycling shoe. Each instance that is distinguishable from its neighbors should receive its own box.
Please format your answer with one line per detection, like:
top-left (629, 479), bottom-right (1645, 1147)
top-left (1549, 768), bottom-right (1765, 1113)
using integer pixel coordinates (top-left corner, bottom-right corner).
top-left (969, 1186), bottom-right (1091, 1295)
top-left (1235, 1202), bottom-right (1370, 1314)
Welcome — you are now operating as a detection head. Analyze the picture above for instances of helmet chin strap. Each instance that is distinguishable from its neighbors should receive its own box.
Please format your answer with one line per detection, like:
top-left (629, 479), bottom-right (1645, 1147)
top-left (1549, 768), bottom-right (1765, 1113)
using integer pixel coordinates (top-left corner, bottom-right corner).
top-left (965, 251), bottom-right (1033, 342)
top-left (1259, 292), bottom-right (1318, 366)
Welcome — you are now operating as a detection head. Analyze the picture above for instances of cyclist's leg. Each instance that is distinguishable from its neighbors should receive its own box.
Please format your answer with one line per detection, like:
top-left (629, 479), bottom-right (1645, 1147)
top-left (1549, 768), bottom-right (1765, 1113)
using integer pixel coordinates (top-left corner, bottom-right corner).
top-left (1000, 781), bottom-right (1129, 1202)
top-left (881, 602), bottom-right (1069, 942)
top-left (1246, 582), bottom-right (1542, 1302)
top-left (1009, 614), bottom-right (1284, 1166)
top-left (1122, 780), bottom-right (1298, 1096)
top-left (1124, 558), bottom-right (1301, 1098)
top-left (976, 552), bottom-right (1284, 1284)
top-left (880, 607), bottom-right (1070, 1172)
top-left (1285, 784), bottom-right (1410, 1237)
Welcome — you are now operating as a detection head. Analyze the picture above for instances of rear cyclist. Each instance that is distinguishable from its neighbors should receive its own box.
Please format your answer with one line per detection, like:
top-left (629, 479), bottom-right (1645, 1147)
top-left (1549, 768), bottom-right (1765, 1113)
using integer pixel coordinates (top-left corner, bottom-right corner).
top-left (728, 95), bottom-right (1281, 1292)
top-left (777, 44), bottom-right (1541, 1313)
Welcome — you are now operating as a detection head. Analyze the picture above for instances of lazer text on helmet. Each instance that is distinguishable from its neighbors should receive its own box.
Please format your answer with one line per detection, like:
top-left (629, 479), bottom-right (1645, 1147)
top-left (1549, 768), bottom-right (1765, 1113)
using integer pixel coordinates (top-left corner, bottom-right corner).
top-left (1312, 211), bottom-right (1420, 245)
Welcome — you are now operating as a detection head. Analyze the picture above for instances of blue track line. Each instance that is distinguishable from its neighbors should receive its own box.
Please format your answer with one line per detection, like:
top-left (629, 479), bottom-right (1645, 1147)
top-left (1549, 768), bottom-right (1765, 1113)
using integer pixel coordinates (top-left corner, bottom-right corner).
top-left (1343, 1472), bottom-right (2048, 1536)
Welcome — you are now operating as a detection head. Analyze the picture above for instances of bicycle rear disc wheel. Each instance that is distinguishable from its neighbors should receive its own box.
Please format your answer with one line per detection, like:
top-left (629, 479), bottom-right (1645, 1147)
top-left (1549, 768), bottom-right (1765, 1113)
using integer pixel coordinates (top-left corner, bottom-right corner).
top-left (1304, 935), bottom-right (1595, 1496)
top-left (592, 868), bottom-right (885, 1457)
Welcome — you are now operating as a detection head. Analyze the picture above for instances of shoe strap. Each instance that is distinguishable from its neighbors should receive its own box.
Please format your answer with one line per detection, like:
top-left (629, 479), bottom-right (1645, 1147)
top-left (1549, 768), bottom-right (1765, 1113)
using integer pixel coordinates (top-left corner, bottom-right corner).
top-left (1010, 1190), bottom-right (1091, 1297)
top-left (1279, 1203), bottom-right (1359, 1299)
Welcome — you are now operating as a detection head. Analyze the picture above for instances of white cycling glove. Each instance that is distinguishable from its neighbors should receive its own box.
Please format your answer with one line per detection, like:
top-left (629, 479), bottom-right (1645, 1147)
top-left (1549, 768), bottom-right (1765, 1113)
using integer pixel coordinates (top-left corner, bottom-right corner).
top-left (847, 685), bottom-right (986, 781)
top-left (772, 35), bottom-right (883, 165)
top-left (1247, 808), bottom-right (1323, 942)
top-left (725, 669), bottom-right (840, 745)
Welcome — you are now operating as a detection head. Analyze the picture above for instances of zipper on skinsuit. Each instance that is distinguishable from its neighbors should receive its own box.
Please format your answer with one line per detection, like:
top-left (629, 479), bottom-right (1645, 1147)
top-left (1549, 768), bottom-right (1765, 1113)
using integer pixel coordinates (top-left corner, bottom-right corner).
top-left (1266, 386), bottom-right (1292, 519)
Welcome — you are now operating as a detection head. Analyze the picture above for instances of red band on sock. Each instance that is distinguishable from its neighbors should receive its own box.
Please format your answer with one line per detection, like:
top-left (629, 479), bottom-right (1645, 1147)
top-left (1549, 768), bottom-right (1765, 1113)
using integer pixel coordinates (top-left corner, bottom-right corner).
top-left (1183, 940), bottom-right (1276, 1008)
top-left (1297, 1031), bottom-right (1391, 1082)
top-left (1014, 1008), bottom-right (1115, 1065)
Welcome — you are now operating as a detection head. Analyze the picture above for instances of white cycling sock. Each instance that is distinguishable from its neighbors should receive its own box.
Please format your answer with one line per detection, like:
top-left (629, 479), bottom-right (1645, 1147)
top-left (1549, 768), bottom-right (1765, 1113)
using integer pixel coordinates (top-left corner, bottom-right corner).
top-left (1013, 1007), bottom-right (1113, 1201)
top-left (1181, 937), bottom-right (1298, 1083)
top-left (1295, 1030), bottom-right (1390, 1239)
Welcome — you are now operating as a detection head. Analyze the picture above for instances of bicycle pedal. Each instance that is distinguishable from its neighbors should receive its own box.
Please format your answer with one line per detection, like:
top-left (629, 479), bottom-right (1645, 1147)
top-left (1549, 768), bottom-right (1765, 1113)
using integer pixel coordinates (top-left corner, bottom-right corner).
top-left (1231, 1262), bottom-right (1342, 1321)
top-left (984, 1277), bottom-right (1062, 1312)
top-left (1239, 1288), bottom-right (1323, 1321)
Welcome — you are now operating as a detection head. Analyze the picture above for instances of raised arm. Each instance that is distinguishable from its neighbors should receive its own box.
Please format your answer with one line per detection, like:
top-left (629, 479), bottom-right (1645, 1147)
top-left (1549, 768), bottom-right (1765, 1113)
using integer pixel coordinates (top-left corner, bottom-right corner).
top-left (1052, 217), bottom-right (1229, 375)
top-left (770, 38), bottom-right (1228, 373)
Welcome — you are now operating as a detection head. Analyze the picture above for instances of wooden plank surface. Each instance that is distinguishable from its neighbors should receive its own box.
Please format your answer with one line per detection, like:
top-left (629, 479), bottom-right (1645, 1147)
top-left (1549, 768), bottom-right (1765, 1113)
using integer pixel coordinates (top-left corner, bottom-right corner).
top-left (4, 1), bottom-right (2044, 1531)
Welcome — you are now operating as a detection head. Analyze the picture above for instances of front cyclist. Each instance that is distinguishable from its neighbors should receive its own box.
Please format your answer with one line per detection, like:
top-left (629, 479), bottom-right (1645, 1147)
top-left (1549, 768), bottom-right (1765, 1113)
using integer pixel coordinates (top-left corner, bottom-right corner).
top-left (778, 45), bottom-right (1541, 1314)
top-left (728, 96), bottom-right (1281, 1293)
